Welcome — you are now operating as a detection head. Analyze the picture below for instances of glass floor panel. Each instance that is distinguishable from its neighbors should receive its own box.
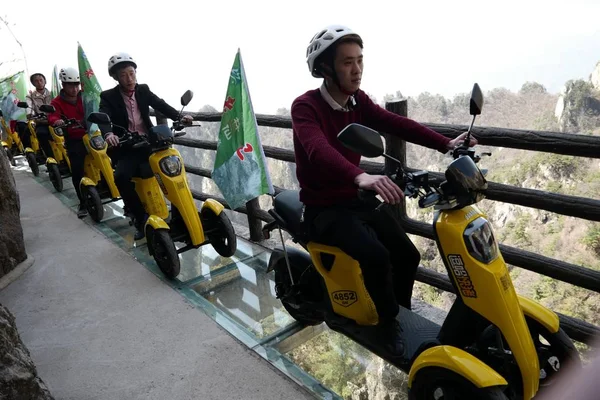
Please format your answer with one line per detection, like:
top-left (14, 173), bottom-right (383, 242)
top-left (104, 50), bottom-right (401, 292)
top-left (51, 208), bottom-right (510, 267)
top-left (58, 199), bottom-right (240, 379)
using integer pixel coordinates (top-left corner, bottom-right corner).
top-left (193, 252), bottom-right (297, 339)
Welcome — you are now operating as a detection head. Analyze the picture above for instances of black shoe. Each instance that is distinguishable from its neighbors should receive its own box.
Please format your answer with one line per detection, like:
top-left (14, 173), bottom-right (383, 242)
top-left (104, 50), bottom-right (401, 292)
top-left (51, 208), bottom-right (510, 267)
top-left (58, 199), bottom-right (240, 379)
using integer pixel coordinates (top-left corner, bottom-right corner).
top-left (77, 204), bottom-right (88, 219)
top-left (377, 319), bottom-right (405, 357)
top-left (133, 214), bottom-right (149, 240)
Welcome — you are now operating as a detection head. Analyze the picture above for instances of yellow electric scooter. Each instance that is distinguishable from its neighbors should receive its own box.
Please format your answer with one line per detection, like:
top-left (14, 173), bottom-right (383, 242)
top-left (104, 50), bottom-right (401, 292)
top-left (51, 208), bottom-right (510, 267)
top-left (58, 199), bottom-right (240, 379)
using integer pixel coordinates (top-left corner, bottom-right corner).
top-left (78, 130), bottom-right (121, 222)
top-left (263, 84), bottom-right (581, 400)
top-left (41, 106), bottom-right (74, 192)
top-left (16, 101), bottom-right (57, 177)
top-left (0, 110), bottom-right (25, 167)
top-left (87, 90), bottom-right (237, 279)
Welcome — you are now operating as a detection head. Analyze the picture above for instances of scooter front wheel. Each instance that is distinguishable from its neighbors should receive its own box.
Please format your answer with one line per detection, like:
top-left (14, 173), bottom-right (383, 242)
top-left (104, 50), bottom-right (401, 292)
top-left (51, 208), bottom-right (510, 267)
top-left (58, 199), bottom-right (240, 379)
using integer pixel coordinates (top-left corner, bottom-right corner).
top-left (201, 209), bottom-right (237, 257)
top-left (26, 152), bottom-right (39, 176)
top-left (147, 227), bottom-right (180, 279)
top-left (82, 185), bottom-right (104, 223)
top-left (409, 367), bottom-right (509, 400)
top-left (48, 164), bottom-right (63, 192)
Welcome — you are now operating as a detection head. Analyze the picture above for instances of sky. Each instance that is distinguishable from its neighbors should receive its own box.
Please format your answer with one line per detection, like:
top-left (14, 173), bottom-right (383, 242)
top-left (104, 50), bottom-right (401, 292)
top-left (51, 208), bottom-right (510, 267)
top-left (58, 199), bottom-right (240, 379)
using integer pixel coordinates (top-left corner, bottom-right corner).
top-left (2, 0), bottom-right (600, 115)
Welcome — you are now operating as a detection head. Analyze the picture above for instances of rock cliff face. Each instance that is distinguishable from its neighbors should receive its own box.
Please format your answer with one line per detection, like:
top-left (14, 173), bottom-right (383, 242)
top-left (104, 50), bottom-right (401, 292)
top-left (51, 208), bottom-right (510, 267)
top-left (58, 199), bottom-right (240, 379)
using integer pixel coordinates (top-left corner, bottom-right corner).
top-left (0, 149), bottom-right (26, 277)
top-left (0, 303), bottom-right (55, 400)
top-left (555, 62), bottom-right (600, 133)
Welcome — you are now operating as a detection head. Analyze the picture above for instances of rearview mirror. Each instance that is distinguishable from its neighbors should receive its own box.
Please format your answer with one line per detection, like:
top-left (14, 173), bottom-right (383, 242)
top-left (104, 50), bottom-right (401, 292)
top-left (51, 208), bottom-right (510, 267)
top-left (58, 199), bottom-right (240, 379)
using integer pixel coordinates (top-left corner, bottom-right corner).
top-left (337, 123), bottom-right (384, 158)
top-left (0, 110), bottom-right (4, 117)
top-left (470, 83), bottom-right (483, 116)
top-left (88, 112), bottom-right (111, 124)
top-left (181, 90), bottom-right (193, 106)
top-left (39, 105), bottom-right (55, 113)
top-left (174, 131), bottom-right (187, 138)
top-left (17, 101), bottom-right (28, 109)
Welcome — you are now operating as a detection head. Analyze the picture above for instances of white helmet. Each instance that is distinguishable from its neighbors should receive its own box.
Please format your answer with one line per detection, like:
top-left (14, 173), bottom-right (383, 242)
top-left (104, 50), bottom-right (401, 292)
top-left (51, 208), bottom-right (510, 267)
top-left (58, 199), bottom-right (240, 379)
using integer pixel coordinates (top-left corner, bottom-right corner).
top-left (59, 67), bottom-right (80, 83)
top-left (306, 25), bottom-right (358, 78)
top-left (108, 52), bottom-right (137, 77)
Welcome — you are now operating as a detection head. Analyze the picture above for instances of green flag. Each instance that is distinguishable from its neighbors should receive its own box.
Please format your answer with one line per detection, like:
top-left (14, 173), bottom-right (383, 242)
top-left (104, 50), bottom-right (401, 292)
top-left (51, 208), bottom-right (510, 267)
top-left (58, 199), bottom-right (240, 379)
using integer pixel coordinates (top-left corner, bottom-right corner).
top-left (212, 49), bottom-right (274, 210)
top-left (0, 71), bottom-right (27, 122)
top-left (51, 65), bottom-right (61, 98)
top-left (77, 42), bottom-right (102, 135)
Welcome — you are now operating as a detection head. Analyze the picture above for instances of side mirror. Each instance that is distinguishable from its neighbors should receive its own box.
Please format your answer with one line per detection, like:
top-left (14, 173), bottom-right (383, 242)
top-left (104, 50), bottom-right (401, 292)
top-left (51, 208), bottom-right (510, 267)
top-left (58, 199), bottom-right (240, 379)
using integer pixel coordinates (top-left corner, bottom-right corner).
top-left (337, 123), bottom-right (384, 158)
top-left (17, 101), bottom-right (28, 109)
top-left (88, 112), bottom-right (111, 124)
top-left (470, 83), bottom-right (484, 116)
top-left (0, 110), bottom-right (3, 117)
top-left (39, 105), bottom-right (55, 113)
top-left (181, 90), bottom-right (193, 106)
top-left (174, 131), bottom-right (187, 138)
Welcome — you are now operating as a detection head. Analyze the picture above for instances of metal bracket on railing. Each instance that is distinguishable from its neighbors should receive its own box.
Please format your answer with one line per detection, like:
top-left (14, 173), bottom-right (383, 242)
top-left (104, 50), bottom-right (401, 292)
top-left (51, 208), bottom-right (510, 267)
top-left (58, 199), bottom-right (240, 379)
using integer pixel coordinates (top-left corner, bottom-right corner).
top-left (278, 227), bottom-right (295, 286)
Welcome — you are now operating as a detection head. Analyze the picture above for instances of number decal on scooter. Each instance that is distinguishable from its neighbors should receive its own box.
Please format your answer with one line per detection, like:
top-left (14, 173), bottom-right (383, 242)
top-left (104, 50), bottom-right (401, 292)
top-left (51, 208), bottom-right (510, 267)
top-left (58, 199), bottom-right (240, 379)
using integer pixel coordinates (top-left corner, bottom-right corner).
top-left (447, 254), bottom-right (477, 298)
top-left (332, 290), bottom-right (358, 307)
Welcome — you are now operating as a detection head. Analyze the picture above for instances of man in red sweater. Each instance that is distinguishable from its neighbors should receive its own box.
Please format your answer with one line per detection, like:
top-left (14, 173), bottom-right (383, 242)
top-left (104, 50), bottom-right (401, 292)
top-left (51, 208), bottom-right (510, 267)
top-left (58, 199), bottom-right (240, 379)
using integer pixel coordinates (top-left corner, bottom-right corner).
top-left (48, 67), bottom-right (88, 218)
top-left (292, 25), bottom-right (477, 353)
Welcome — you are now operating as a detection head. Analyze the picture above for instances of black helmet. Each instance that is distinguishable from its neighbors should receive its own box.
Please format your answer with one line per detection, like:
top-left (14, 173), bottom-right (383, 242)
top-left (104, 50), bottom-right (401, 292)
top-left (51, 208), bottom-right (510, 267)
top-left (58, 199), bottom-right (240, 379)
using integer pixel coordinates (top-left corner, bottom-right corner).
top-left (30, 73), bottom-right (46, 84)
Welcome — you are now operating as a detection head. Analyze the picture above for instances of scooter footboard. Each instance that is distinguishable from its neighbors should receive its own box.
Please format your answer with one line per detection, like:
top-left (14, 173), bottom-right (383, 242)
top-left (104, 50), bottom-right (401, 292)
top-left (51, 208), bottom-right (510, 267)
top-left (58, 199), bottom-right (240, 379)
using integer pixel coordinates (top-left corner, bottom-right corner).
top-left (408, 345), bottom-right (507, 389)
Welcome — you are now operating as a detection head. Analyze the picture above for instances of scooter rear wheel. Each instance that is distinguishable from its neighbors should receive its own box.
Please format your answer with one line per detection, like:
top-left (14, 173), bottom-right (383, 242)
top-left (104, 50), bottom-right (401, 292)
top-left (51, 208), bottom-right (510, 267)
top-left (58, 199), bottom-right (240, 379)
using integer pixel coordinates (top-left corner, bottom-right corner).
top-left (273, 257), bottom-right (323, 326)
top-left (409, 367), bottom-right (509, 400)
top-left (26, 152), bottom-right (39, 176)
top-left (147, 227), bottom-right (180, 279)
top-left (48, 164), bottom-right (63, 192)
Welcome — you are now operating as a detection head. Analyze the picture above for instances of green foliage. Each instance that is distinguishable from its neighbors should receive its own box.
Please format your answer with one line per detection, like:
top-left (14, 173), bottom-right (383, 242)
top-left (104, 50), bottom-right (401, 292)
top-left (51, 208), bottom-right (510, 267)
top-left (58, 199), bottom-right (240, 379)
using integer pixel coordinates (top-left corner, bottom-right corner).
top-left (583, 224), bottom-right (600, 256)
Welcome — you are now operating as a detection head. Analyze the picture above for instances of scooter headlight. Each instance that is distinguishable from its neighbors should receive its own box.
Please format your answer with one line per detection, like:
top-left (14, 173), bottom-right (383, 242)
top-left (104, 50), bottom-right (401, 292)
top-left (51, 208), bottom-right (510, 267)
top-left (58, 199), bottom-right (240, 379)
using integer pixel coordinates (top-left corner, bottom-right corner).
top-left (463, 217), bottom-right (498, 264)
top-left (90, 136), bottom-right (106, 150)
top-left (159, 155), bottom-right (182, 177)
top-left (54, 128), bottom-right (64, 136)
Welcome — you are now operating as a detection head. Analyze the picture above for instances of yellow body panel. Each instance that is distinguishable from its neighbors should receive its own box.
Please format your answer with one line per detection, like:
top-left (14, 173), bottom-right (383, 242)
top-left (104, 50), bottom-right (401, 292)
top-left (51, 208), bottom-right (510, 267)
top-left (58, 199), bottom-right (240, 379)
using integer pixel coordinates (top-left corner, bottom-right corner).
top-left (307, 242), bottom-right (379, 326)
top-left (26, 121), bottom-right (40, 153)
top-left (436, 205), bottom-right (539, 399)
top-left (148, 148), bottom-right (204, 245)
top-left (408, 345), bottom-right (508, 389)
top-left (518, 295), bottom-right (560, 334)
top-left (48, 126), bottom-right (70, 170)
top-left (133, 177), bottom-right (169, 220)
top-left (146, 215), bottom-right (170, 231)
top-left (201, 198), bottom-right (224, 216)
top-left (82, 133), bottom-right (120, 198)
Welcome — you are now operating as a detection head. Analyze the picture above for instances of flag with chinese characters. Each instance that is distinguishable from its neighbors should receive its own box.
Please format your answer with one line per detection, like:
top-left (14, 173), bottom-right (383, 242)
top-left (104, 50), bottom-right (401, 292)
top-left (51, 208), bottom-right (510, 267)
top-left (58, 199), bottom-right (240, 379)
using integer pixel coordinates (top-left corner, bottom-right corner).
top-left (0, 71), bottom-right (27, 122)
top-left (212, 49), bottom-right (273, 210)
top-left (51, 65), bottom-right (61, 98)
top-left (77, 42), bottom-right (102, 135)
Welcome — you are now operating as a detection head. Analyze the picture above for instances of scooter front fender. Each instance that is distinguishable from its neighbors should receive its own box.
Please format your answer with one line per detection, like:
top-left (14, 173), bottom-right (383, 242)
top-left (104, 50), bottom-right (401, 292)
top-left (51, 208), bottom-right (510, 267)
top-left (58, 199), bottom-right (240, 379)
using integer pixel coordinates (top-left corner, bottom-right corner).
top-left (45, 157), bottom-right (58, 165)
top-left (201, 198), bottom-right (225, 216)
top-left (80, 177), bottom-right (96, 188)
top-left (408, 345), bottom-right (507, 389)
top-left (146, 215), bottom-right (170, 231)
top-left (25, 147), bottom-right (34, 154)
top-left (2, 140), bottom-right (8, 147)
top-left (518, 295), bottom-right (560, 334)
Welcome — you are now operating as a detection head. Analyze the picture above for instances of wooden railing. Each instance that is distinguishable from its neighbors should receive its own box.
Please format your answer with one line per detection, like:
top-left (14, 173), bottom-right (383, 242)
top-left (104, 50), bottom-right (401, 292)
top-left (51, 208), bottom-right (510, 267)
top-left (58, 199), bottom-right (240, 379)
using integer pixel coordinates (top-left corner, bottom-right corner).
top-left (152, 105), bottom-right (600, 345)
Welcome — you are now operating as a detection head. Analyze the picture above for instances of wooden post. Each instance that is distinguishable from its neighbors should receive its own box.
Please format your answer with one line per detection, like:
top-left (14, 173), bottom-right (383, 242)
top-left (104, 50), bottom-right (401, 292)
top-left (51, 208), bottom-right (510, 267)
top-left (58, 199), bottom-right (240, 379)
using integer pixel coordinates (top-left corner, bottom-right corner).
top-left (384, 99), bottom-right (408, 218)
top-left (246, 197), bottom-right (263, 242)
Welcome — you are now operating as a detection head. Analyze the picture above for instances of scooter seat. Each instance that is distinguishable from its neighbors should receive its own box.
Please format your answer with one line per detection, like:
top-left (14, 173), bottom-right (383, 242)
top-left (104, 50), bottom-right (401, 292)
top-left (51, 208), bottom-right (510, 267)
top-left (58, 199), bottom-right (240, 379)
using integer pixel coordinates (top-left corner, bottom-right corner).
top-left (273, 190), bottom-right (304, 236)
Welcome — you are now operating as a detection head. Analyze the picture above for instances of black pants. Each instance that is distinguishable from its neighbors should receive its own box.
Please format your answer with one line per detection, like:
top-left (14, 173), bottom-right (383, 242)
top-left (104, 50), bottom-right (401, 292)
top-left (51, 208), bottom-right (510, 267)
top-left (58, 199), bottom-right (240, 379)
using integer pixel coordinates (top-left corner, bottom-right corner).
top-left (66, 139), bottom-right (87, 204)
top-left (15, 122), bottom-right (29, 148)
top-left (114, 148), bottom-right (150, 223)
top-left (36, 125), bottom-right (53, 158)
top-left (303, 197), bottom-right (420, 322)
